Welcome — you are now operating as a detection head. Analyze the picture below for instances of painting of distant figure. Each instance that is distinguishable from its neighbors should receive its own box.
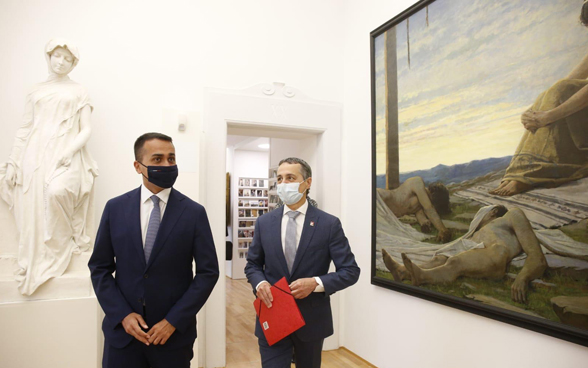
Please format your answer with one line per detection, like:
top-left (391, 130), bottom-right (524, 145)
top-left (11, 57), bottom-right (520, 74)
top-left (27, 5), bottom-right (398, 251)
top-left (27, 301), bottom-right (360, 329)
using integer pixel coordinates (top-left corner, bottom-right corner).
top-left (372, 0), bottom-right (588, 345)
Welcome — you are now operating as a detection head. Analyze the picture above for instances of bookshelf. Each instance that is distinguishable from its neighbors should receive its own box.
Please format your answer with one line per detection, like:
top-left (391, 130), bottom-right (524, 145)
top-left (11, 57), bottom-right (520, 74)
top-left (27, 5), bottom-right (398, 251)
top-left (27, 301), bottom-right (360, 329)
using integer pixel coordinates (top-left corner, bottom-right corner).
top-left (267, 166), bottom-right (279, 211)
top-left (232, 177), bottom-right (269, 278)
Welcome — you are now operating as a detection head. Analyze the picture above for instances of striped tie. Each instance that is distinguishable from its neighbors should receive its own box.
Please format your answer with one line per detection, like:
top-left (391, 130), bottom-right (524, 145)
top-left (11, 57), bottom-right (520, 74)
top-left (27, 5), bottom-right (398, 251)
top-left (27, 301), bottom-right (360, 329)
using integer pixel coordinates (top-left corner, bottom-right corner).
top-left (284, 211), bottom-right (301, 273)
top-left (144, 195), bottom-right (161, 263)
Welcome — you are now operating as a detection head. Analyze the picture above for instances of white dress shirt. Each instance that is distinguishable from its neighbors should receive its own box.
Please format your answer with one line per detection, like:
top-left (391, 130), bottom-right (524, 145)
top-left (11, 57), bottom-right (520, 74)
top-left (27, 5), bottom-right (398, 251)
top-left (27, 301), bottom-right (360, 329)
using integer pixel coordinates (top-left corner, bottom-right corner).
top-left (280, 200), bottom-right (308, 256)
top-left (140, 185), bottom-right (171, 247)
top-left (256, 198), bottom-right (324, 292)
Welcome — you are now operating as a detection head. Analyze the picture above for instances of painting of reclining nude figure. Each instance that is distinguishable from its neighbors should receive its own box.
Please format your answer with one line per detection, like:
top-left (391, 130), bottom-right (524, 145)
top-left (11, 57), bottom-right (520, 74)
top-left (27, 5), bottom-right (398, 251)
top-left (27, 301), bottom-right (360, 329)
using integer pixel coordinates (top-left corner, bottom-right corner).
top-left (372, 0), bottom-right (588, 344)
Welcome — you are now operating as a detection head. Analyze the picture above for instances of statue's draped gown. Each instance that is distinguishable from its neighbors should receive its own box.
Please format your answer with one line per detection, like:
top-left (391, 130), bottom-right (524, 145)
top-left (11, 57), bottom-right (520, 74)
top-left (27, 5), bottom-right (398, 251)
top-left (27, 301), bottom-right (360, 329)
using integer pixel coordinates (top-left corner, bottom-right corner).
top-left (0, 75), bottom-right (98, 295)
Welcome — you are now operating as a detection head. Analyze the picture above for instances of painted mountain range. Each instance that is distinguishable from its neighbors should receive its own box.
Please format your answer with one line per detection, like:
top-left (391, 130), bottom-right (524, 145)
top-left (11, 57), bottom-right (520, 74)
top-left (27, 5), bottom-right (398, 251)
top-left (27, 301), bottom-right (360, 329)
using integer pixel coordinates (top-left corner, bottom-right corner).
top-left (376, 156), bottom-right (512, 188)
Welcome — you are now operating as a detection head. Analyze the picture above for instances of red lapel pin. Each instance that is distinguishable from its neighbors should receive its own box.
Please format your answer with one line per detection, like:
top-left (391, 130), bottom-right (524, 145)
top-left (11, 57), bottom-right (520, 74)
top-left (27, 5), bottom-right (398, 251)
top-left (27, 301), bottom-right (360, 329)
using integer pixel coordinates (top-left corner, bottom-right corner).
top-left (310, 221), bottom-right (315, 227)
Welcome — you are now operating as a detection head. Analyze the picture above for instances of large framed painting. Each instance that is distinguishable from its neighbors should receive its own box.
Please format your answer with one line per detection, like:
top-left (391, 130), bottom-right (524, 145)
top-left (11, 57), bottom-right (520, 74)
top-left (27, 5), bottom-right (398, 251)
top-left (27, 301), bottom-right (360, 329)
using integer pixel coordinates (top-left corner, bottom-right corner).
top-left (371, 0), bottom-right (588, 346)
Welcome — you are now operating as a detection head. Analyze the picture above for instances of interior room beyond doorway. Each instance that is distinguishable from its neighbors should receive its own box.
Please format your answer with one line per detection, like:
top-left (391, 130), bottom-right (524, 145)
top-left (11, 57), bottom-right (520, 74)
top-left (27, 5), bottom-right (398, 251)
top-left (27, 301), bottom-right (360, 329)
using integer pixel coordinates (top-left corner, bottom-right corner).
top-left (225, 132), bottom-right (319, 280)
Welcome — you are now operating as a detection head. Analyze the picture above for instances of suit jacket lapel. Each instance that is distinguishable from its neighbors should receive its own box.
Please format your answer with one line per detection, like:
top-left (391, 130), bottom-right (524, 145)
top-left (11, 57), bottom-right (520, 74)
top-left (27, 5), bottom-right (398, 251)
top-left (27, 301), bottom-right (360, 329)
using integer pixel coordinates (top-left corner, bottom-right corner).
top-left (146, 189), bottom-right (186, 269)
top-left (125, 187), bottom-right (146, 268)
top-left (272, 207), bottom-right (290, 278)
top-left (290, 205), bottom-right (318, 276)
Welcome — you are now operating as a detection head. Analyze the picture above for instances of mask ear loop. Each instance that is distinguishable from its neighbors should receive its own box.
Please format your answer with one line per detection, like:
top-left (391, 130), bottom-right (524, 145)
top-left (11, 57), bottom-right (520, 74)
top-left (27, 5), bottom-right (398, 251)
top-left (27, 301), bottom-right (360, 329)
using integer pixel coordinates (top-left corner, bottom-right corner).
top-left (137, 161), bottom-right (149, 180)
top-left (302, 178), bottom-right (310, 195)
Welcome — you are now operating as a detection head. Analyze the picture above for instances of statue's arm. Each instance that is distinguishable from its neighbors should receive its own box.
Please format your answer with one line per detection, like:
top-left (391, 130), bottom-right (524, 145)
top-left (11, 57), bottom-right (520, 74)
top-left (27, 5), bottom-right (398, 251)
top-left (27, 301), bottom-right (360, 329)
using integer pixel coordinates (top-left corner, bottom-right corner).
top-left (58, 105), bottom-right (92, 167)
top-left (5, 95), bottom-right (34, 185)
top-left (508, 208), bottom-right (547, 303)
top-left (9, 95), bottom-right (34, 164)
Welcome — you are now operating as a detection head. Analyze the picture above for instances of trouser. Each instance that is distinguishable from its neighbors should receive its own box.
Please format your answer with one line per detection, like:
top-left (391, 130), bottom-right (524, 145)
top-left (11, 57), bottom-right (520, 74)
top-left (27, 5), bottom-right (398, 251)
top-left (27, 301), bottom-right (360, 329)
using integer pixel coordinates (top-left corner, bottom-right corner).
top-left (258, 333), bottom-right (324, 368)
top-left (103, 339), bottom-right (193, 368)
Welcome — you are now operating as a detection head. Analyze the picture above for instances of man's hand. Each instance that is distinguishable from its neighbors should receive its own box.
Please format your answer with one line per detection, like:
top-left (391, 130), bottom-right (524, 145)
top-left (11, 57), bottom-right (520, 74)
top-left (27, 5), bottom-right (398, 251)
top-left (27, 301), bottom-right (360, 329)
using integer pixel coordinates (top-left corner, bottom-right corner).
top-left (290, 278), bottom-right (318, 299)
top-left (122, 312), bottom-right (149, 345)
top-left (257, 281), bottom-right (273, 308)
top-left (147, 319), bottom-right (176, 346)
top-left (511, 277), bottom-right (528, 304)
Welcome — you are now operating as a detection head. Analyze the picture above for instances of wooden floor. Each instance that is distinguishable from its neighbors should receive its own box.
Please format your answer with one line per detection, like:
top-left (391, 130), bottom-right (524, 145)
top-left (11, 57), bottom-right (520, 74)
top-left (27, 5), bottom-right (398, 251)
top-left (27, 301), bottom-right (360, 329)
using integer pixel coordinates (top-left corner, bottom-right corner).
top-left (225, 277), bottom-right (375, 368)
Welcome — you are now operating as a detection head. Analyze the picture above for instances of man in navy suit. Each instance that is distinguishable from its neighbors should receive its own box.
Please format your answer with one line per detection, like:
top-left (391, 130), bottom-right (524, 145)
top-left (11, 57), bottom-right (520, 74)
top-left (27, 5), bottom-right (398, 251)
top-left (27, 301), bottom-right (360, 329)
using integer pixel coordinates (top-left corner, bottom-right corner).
top-left (89, 132), bottom-right (219, 368)
top-left (245, 157), bottom-right (360, 368)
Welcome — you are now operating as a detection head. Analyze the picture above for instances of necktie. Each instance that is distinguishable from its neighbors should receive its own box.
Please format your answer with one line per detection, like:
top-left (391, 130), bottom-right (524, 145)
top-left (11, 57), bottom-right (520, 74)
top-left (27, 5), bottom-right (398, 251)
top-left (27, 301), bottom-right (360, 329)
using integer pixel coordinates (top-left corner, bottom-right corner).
top-left (285, 211), bottom-right (301, 273)
top-left (144, 195), bottom-right (161, 263)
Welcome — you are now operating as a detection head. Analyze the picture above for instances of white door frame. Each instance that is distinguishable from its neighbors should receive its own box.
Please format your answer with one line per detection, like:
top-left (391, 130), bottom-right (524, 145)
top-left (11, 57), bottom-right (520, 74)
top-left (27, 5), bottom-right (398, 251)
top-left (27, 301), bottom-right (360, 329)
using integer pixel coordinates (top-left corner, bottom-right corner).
top-left (201, 83), bottom-right (342, 367)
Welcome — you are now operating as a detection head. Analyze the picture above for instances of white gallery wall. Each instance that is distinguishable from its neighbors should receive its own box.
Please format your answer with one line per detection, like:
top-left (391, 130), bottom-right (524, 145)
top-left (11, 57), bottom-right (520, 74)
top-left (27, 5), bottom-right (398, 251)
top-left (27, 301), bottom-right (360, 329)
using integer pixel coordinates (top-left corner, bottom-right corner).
top-left (339, 0), bottom-right (588, 367)
top-left (232, 150), bottom-right (269, 187)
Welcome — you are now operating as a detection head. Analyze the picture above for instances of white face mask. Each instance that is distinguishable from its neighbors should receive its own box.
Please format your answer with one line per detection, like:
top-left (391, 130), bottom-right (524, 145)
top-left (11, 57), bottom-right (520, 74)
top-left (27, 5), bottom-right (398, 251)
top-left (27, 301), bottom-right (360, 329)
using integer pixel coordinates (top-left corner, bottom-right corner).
top-left (277, 181), bottom-right (304, 205)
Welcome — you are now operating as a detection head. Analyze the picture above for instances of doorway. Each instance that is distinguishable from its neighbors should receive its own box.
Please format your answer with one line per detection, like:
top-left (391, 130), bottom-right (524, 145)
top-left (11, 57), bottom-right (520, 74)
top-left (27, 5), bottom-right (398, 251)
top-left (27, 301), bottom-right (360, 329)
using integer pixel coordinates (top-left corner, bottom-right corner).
top-left (224, 132), bottom-right (320, 366)
top-left (200, 83), bottom-right (342, 368)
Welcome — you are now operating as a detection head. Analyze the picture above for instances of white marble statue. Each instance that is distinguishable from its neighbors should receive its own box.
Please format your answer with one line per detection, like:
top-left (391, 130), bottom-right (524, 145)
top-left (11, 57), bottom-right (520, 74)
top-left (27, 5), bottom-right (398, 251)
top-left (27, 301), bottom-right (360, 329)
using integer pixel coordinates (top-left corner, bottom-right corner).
top-left (0, 38), bottom-right (98, 296)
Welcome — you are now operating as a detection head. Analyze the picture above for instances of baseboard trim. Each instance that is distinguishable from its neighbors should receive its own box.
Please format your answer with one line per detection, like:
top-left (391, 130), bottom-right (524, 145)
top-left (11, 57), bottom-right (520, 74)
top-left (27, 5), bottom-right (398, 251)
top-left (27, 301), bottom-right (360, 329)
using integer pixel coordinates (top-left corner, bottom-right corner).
top-left (340, 346), bottom-right (377, 367)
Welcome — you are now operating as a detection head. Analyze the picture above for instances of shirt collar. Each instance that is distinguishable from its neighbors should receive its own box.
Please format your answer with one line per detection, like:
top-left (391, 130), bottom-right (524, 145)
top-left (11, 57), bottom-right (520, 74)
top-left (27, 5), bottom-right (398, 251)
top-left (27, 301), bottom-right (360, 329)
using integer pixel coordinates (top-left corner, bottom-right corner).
top-left (284, 198), bottom-right (308, 216)
top-left (141, 184), bottom-right (171, 205)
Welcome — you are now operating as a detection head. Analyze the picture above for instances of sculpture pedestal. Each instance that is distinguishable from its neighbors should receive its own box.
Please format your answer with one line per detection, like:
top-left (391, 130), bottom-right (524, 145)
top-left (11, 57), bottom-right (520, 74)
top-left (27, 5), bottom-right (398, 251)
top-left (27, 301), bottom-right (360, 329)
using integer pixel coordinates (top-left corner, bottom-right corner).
top-left (0, 296), bottom-right (102, 368)
top-left (0, 251), bottom-right (103, 368)
top-left (0, 251), bottom-right (199, 367)
top-left (0, 252), bottom-right (93, 303)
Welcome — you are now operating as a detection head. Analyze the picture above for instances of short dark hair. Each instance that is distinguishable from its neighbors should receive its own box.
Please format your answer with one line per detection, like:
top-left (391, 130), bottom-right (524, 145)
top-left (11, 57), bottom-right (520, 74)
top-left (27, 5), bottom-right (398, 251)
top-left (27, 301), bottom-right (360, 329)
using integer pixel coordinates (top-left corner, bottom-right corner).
top-left (278, 157), bottom-right (312, 194)
top-left (134, 132), bottom-right (173, 161)
top-left (428, 182), bottom-right (451, 216)
top-left (278, 157), bottom-right (312, 179)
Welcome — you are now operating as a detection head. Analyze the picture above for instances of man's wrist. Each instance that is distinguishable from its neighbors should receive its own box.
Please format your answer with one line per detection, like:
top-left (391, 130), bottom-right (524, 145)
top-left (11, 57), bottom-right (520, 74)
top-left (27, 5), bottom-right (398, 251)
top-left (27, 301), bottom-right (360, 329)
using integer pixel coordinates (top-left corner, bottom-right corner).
top-left (119, 311), bottom-right (135, 325)
top-left (313, 277), bottom-right (324, 292)
top-left (255, 280), bottom-right (270, 291)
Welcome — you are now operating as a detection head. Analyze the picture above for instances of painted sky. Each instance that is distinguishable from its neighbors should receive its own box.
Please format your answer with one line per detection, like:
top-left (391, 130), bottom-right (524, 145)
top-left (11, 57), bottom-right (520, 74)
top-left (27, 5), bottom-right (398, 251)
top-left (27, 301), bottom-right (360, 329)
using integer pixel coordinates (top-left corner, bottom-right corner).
top-left (375, 0), bottom-right (588, 175)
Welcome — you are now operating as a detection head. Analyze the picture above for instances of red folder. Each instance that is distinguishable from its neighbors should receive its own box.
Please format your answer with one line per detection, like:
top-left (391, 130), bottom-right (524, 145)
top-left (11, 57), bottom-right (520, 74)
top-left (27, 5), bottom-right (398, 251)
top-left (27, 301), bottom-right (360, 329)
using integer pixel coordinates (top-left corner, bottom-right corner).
top-left (253, 277), bottom-right (306, 346)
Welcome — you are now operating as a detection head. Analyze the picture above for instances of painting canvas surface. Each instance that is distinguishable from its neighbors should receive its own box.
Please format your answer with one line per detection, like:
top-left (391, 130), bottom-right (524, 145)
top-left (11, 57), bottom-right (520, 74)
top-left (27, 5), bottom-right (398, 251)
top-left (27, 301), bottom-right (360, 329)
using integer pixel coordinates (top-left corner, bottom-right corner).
top-left (373, 0), bottom-right (588, 341)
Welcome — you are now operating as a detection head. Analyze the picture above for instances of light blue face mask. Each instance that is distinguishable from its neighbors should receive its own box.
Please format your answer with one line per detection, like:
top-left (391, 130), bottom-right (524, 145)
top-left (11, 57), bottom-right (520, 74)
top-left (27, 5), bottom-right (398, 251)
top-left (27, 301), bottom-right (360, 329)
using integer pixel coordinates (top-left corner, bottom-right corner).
top-left (277, 181), bottom-right (304, 205)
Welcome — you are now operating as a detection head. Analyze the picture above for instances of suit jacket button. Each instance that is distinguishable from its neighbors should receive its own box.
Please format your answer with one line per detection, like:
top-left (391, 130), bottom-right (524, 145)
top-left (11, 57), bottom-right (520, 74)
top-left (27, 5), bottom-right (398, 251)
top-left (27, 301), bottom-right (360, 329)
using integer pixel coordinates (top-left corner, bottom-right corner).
top-left (138, 298), bottom-right (143, 303)
top-left (144, 274), bottom-right (149, 279)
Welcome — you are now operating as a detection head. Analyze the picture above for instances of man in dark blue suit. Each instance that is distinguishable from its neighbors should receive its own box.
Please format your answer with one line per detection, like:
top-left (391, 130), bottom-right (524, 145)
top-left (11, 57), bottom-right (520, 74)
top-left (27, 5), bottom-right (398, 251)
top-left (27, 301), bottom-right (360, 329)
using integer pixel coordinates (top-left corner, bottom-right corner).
top-left (89, 133), bottom-right (219, 368)
top-left (245, 157), bottom-right (360, 368)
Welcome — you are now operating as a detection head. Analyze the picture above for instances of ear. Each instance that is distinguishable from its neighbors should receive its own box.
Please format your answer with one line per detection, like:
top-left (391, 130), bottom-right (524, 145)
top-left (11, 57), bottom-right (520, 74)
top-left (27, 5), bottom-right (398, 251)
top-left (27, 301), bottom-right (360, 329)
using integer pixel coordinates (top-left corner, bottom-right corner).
top-left (134, 161), bottom-right (142, 174)
top-left (305, 177), bottom-right (312, 191)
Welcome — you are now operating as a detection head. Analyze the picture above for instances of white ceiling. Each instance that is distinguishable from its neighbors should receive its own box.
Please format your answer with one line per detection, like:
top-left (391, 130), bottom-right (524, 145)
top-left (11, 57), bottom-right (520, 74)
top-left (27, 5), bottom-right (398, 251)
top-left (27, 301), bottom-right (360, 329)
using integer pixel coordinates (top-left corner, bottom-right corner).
top-left (227, 135), bottom-right (270, 152)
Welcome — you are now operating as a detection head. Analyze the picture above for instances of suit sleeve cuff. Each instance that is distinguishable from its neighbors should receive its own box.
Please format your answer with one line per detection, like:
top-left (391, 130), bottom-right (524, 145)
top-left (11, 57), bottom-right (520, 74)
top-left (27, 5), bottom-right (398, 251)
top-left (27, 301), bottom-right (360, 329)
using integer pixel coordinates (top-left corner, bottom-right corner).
top-left (255, 280), bottom-right (270, 291)
top-left (313, 277), bottom-right (324, 292)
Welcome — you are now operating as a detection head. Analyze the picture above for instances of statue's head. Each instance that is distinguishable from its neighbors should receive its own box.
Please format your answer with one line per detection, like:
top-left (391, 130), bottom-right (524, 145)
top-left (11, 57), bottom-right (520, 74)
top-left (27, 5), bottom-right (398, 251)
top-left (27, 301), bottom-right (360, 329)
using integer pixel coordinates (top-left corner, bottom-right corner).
top-left (45, 38), bottom-right (80, 76)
